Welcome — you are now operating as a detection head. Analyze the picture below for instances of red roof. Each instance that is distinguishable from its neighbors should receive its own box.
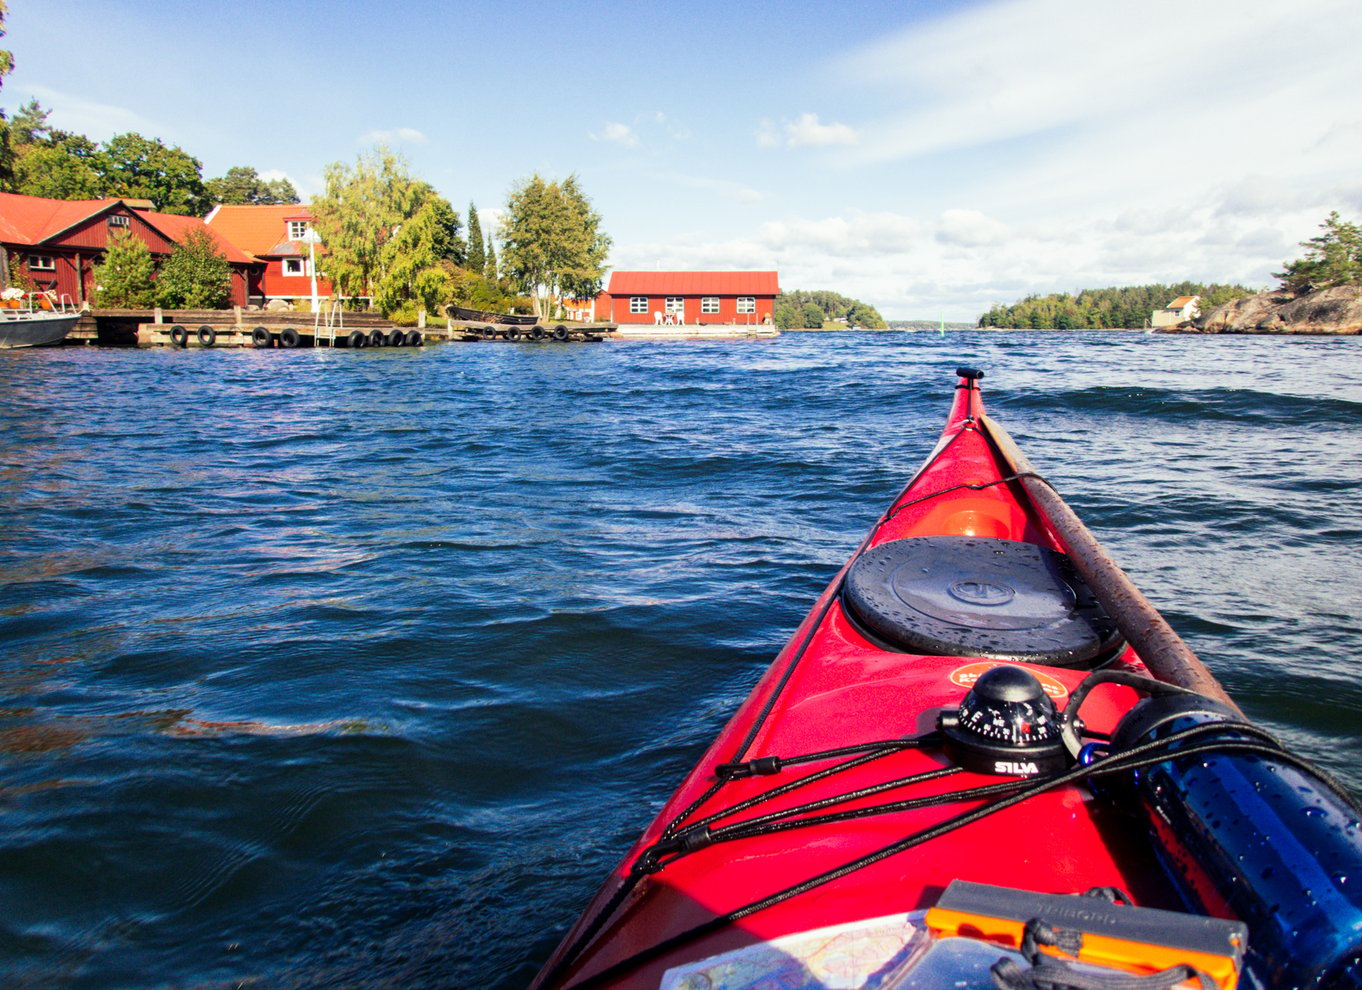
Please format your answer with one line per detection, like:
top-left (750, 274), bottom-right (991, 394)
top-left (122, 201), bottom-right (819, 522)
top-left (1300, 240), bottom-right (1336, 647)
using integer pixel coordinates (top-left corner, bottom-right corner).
top-left (607, 270), bottom-right (779, 295)
top-left (1167, 295), bottom-right (1198, 308)
top-left (0, 192), bottom-right (255, 264)
top-left (204, 204), bottom-right (315, 258)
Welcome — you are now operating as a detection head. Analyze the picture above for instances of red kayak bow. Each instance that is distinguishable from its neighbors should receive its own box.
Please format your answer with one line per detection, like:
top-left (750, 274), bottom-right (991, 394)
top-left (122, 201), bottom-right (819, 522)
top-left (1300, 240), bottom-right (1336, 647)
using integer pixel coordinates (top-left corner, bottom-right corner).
top-left (532, 369), bottom-right (1362, 990)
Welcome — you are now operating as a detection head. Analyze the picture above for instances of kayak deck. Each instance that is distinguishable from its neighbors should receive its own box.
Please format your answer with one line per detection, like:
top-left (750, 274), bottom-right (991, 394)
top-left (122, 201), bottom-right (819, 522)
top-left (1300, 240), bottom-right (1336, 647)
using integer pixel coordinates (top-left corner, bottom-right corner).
top-left (532, 370), bottom-right (1362, 990)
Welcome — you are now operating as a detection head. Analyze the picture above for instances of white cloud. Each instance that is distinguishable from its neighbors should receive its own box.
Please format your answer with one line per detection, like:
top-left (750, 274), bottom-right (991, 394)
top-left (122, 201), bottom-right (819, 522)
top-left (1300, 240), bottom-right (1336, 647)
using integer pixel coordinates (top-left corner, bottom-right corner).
top-left (593, 122), bottom-right (639, 148)
top-left (592, 112), bottom-right (689, 150)
top-left (655, 172), bottom-right (765, 204)
top-left (358, 127), bottom-right (429, 146)
top-left (757, 113), bottom-right (858, 149)
top-left (19, 83), bottom-right (167, 143)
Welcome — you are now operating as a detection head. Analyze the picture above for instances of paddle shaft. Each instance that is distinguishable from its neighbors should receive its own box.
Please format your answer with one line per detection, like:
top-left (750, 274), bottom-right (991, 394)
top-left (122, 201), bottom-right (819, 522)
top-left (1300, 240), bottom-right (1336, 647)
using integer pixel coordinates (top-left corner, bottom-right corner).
top-left (979, 414), bottom-right (1241, 712)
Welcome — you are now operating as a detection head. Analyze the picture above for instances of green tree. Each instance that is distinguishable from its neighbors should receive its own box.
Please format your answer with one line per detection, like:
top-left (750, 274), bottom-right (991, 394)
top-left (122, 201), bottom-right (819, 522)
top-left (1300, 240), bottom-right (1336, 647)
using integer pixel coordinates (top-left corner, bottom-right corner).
top-left (466, 202), bottom-right (485, 274)
top-left (92, 228), bottom-right (155, 307)
top-left (309, 147), bottom-right (457, 317)
top-left (101, 132), bottom-right (208, 215)
top-left (0, 1), bottom-right (13, 189)
top-left (1275, 212), bottom-right (1362, 296)
top-left (10, 98), bottom-right (50, 147)
top-left (155, 227), bottom-right (231, 308)
top-left (800, 302), bottom-right (825, 328)
top-left (484, 234), bottom-right (497, 280)
top-left (500, 173), bottom-right (610, 316)
top-left (14, 138), bottom-right (105, 199)
top-left (205, 165), bottom-right (299, 206)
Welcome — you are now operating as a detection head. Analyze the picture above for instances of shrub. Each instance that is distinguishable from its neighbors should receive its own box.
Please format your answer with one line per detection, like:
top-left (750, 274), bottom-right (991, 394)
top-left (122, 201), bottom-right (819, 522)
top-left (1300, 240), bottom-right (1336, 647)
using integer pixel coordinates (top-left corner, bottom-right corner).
top-left (93, 229), bottom-right (156, 308)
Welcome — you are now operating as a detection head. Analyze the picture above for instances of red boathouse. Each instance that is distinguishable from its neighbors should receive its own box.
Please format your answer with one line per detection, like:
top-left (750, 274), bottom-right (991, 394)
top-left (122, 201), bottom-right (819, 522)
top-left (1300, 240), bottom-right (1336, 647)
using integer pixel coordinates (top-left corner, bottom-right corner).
top-left (0, 192), bottom-right (257, 306)
top-left (596, 270), bottom-right (780, 325)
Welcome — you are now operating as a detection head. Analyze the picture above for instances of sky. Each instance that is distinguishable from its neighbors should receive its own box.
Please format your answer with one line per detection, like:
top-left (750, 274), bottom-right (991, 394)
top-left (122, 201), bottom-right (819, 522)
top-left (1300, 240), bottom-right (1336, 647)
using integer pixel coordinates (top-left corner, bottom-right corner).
top-left (9, 0), bottom-right (1362, 320)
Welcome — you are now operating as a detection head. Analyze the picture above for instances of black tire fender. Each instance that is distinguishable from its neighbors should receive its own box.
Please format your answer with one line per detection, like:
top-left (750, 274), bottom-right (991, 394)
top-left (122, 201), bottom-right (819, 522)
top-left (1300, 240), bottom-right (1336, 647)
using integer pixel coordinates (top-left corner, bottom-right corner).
top-left (197, 325), bottom-right (216, 347)
top-left (279, 327), bottom-right (301, 348)
top-left (405, 330), bottom-right (423, 347)
top-left (347, 330), bottom-right (366, 348)
top-left (552, 325), bottom-right (569, 341)
top-left (169, 324), bottom-right (189, 348)
top-left (251, 326), bottom-right (271, 347)
top-left (387, 329), bottom-right (406, 347)
top-left (368, 329), bottom-right (385, 347)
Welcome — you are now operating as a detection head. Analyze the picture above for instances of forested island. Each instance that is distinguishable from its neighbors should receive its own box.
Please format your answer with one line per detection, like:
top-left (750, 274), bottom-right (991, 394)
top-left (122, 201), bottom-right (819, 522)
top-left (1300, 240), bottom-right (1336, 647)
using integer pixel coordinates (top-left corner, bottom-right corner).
top-left (977, 283), bottom-right (1253, 330)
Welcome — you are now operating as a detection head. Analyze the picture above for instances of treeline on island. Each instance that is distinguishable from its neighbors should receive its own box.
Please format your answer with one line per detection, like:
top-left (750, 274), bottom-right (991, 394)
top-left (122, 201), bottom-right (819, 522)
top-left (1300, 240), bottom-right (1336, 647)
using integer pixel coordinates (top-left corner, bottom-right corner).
top-left (774, 290), bottom-right (887, 329)
top-left (977, 283), bottom-right (1254, 329)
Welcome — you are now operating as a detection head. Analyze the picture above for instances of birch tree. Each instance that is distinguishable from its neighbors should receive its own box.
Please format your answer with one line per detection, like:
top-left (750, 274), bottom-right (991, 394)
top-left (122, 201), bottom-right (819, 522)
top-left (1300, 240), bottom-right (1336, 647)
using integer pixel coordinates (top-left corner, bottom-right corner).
top-left (309, 148), bottom-right (461, 316)
top-left (500, 173), bottom-right (610, 317)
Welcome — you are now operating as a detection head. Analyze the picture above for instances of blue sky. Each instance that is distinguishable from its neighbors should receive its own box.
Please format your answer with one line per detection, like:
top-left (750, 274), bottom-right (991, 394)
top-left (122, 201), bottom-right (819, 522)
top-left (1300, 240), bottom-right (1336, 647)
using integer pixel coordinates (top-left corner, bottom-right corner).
top-left (11, 0), bottom-right (1362, 319)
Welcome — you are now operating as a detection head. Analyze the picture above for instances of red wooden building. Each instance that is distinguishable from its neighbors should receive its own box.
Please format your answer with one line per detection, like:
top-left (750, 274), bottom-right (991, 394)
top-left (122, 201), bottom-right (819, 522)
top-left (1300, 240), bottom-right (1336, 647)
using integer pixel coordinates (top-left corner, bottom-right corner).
top-left (0, 192), bottom-right (257, 306)
top-left (595, 270), bottom-right (780, 325)
top-left (204, 204), bottom-right (332, 307)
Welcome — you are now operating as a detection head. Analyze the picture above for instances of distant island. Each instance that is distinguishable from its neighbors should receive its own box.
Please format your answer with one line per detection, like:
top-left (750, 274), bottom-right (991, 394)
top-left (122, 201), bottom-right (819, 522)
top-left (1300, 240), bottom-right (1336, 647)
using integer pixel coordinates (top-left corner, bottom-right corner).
top-left (975, 212), bottom-right (1362, 335)
top-left (976, 282), bottom-right (1254, 330)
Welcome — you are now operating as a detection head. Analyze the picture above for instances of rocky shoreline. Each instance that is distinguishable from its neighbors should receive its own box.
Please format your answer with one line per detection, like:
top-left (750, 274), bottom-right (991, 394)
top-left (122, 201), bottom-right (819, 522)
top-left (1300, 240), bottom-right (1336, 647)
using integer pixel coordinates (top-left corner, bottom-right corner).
top-left (1163, 285), bottom-right (1362, 335)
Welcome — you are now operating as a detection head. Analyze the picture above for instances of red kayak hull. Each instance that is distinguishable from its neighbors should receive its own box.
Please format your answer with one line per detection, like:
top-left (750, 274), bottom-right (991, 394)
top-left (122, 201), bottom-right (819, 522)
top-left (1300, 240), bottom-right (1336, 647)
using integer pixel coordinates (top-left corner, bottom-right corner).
top-left (532, 374), bottom-right (1229, 989)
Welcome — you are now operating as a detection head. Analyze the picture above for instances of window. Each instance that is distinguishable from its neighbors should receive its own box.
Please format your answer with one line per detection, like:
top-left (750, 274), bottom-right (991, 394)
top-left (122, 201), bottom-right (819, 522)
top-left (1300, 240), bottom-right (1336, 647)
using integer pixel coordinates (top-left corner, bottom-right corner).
top-left (282, 258), bottom-right (311, 277)
top-left (629, 296), bottom-right (648, 314)
top-left (288, 220), bottom-right (311, 241)
top-left (28, 255), bottom-right (55, 271)
top-left (108, 214), bottom-right (130, 228)
top-left (700, 296), bottom-right (720, 314)
top-left (665, 296), bottom-right (684, 314)
top-left (736, 296), bottom-right (756, 314)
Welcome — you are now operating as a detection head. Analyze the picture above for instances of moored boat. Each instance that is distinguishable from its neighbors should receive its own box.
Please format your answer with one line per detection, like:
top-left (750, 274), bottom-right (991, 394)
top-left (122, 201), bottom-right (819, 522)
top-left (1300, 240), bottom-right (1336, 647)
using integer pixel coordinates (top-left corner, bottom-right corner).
top-left (0, 292), bottom-right (80, 349)
top-left (532, 369), bottom-right (1362, 990)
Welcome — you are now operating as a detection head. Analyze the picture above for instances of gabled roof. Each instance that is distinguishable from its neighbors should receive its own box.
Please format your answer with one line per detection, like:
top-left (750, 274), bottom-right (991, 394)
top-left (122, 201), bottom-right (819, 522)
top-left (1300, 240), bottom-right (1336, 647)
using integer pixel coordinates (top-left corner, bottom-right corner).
top-left (205, 204), bottom-right (315, 258)
top-left (607, 270), bottom-right (780, 295)
top-left (1167, 295), bottom-right (1198, 308)
top-left (0, 192), bottom-right (255, 265)
top-left (145, 211), bottom-right (256, 264)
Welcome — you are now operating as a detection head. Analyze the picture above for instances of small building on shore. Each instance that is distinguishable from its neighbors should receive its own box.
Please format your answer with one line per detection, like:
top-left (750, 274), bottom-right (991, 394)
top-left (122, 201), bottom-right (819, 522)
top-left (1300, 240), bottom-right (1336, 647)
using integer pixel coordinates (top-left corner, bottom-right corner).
top-left (204, 204), bottom-right (332, 309)
top-left (0, 192), bottom-right (258, 306)
top-left (595, 270), bottom-right (780, 325)
top-left (1151, 295), bottom-right (1201, 328)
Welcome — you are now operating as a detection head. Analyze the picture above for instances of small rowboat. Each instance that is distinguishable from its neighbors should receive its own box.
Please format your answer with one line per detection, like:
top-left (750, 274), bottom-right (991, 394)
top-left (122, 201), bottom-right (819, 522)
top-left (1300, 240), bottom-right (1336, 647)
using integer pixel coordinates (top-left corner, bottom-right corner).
top-left (532, 369), bottom-right (1362, 990)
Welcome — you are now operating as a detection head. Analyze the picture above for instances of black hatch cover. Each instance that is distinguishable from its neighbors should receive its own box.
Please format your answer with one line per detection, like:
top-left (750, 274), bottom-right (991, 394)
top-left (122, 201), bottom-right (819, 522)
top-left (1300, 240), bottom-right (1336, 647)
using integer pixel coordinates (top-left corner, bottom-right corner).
top-left (842, 536), bottom-right (1122, 667)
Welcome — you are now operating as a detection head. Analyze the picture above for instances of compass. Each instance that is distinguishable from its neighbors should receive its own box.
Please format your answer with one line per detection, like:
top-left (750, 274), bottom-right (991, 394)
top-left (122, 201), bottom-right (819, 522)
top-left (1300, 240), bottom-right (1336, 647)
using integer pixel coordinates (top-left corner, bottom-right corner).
top-left (937, 665), bottom-right (1072, 776)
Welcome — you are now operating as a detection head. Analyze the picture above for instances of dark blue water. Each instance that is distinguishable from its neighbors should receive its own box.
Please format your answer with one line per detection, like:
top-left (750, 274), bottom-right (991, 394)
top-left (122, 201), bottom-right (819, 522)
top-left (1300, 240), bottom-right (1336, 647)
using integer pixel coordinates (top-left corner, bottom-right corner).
top-left (1, 331), bottom-right (1359, 988)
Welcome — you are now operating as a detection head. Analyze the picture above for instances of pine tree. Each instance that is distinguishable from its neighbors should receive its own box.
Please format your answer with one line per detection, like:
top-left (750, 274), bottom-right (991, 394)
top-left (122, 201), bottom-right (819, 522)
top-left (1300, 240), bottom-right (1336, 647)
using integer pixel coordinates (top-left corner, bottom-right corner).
top-left (466, 203), bottom-right (485, 274)
top-left (484, 234), bottom-right (497, 280)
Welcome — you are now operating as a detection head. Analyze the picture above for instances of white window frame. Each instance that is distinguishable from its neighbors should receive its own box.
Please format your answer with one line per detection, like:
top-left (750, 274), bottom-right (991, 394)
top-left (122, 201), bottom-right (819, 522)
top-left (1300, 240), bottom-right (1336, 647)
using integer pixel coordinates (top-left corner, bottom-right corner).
top-left (629, 296), bottom-right (648, 314)
top-left (736, 296), bottom-right (756, 315)
top-left (664, 296), bottom-right (684, 314)
top-left (108, 214), bottom-right (130, 228)
top-left (28, 254), bottom-right (56, 271)
top-left (287, 220), bottom-right (310, 241)
top-left (282, 258), bottom-right (311, 277)
top-left (700, 296), bottom-right (719, 314)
